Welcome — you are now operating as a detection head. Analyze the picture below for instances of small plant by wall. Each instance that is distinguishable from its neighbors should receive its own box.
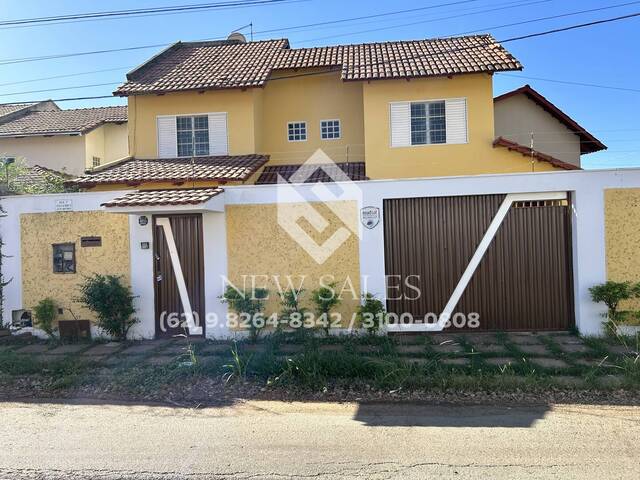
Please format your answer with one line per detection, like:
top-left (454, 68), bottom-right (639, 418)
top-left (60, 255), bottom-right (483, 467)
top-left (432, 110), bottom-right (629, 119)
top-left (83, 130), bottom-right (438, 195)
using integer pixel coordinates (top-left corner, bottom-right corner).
top-left (589, 281), bottom-right (640, 335)
top-left (279, 288), bottom-right (307, 331)
top-left (311, 283), bottom-right (341, 336)
top-left (220, 286), bottom-right (269, 342)
top-left (33, 297), bottom-right (57, 338)
top-left (77, 274), bottom-right (137, 341)
top-left (357, 293), bottom-right (388, 335)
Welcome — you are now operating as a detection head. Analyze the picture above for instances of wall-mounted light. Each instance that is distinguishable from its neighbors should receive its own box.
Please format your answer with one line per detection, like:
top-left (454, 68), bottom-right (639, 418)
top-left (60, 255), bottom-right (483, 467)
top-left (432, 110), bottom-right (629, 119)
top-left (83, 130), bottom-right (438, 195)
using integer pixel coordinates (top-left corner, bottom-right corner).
top-left (138, 216), bottom-right (149, 226)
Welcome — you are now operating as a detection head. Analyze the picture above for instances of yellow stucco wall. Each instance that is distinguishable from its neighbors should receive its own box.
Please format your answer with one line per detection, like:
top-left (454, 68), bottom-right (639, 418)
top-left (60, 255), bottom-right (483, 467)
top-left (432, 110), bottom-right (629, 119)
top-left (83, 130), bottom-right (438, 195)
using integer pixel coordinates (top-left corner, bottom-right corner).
top-left (128, 89), bottom-right (258, 158)
top-left (225, 201), bottom-right (361, 328)
top-left (604, 188), bottom-right (640, 310)
top-left (20, 211), bottom-right (131, 323)
top-left (84, 123), bottom-right (129, 170)
top-left (258, 70), bottom-right (365, 165)
top-left (362, 73), bottom-right (560, 179)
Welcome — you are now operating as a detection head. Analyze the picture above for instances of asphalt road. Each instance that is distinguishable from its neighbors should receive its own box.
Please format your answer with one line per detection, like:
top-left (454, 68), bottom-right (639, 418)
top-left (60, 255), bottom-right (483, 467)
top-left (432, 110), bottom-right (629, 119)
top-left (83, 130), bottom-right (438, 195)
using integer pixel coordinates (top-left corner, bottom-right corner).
top-left (0, 399), bottom-right (638, 479)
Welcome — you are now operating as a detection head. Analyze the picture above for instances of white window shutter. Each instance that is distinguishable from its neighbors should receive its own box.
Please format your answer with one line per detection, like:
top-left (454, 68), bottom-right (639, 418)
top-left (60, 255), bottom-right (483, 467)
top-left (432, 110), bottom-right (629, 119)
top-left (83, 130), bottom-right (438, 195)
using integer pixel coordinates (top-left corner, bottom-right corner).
top-left (445, 98), bottom-right (467, 144)
top-left (208, 112), bottom-right (228, 155)
top-left (157, 116), bottom-right (177, 158)
top-left (389, 102), bottom-right (411, 147)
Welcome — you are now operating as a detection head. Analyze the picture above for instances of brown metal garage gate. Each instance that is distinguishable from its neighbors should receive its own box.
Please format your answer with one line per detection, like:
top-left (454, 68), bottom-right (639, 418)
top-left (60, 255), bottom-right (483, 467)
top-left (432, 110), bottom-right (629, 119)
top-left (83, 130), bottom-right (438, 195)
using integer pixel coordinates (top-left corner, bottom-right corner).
top-left (383, 194), bottom-right (574, 331)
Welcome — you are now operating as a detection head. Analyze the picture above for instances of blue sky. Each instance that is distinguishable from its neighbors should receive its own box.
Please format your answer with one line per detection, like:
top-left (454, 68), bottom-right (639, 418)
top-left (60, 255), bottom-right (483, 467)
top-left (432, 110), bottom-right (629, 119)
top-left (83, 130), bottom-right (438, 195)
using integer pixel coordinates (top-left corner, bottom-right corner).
top-left (1, 0), bottom-right (639, 168)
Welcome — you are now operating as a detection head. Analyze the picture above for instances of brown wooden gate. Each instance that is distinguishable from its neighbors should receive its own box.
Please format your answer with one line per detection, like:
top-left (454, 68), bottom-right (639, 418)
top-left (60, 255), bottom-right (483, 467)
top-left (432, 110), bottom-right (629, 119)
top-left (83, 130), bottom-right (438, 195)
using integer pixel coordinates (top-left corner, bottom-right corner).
top-left (383, 194), bottom-right (574, 331)
top-left (153, 214), bottom-right (205, 338)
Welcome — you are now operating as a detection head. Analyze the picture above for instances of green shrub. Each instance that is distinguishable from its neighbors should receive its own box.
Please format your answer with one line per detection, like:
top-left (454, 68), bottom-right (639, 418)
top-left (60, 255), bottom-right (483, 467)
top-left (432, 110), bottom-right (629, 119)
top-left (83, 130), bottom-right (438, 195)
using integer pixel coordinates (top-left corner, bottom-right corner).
top-left (311, 283), bottom-right (341, 336)
top-left (357, 293), bottom-right (387, 335)
top-left (77, 274), bottom-right (136, 340)
top-left (33, 297), bottom-right (57, 338)
top-left (589, 281), bottom-right (640, 335)
top-left (220, 285), bottom-right (268, 342)
top-left (279, 288), bottom-right (307, 331)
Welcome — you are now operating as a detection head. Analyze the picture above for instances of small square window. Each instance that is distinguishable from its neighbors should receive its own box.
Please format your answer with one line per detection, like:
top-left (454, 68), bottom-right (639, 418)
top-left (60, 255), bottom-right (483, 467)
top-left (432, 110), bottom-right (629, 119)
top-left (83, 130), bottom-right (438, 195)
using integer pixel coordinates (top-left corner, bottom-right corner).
top-left (288, 122), bottom-right (307, 142)
top-left (52, 243), bottom-right (76, 274)
top-left (320, 119), bottom-right (341, 140)
top-left (92, 156), bottom-right (101, 167)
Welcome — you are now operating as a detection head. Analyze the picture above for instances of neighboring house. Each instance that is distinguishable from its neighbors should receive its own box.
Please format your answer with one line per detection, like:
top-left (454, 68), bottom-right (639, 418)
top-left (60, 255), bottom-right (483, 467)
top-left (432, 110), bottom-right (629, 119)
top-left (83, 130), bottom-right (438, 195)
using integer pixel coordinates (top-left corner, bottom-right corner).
top-left (0, 104), bottom-right (128, 176)
top-left (494, 84), bottom-right (606, 169)
top-left (70, 34), bottom-right (578, 192)
top-left (10, 165), bottom-right (73, 194)
top-left (0, 100), bottom-right (60, 123)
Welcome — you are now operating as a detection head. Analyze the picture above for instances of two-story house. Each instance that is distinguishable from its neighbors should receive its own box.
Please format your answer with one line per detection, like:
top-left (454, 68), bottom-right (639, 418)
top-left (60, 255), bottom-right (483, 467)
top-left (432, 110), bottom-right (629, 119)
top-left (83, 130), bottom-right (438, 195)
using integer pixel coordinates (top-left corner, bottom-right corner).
top-left (70, 34), bottom-right (602, 193)
top-left (0, 102), bottom-right (128, 177)
top-left (5, 33), bottom-right (615, 340)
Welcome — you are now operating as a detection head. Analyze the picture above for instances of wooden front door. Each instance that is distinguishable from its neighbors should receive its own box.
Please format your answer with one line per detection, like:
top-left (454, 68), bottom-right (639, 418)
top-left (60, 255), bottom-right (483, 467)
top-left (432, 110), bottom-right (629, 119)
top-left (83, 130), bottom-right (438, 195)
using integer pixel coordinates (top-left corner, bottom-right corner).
top-left (153, 214), bottom-right (205, 338)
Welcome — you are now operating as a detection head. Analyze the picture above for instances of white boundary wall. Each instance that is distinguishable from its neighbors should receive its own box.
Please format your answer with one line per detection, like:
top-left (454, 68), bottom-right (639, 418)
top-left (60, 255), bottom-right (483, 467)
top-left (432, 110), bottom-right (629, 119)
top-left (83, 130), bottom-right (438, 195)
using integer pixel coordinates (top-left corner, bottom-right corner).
top-left (2, 168), bottom-right (640, 338)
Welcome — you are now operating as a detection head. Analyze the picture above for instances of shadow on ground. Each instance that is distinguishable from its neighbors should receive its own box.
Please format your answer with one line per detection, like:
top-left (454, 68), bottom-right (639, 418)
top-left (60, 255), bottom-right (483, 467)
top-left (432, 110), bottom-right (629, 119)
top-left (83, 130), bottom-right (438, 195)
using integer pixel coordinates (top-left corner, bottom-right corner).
top-left (353, 403), bottom-right (550, 428)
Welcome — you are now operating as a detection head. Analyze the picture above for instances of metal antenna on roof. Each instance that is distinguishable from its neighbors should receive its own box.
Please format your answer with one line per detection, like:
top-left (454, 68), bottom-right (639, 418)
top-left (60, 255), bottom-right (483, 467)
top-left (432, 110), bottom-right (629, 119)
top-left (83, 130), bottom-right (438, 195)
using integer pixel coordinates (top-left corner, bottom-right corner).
top-left (250, 22), bottom-right (253, 42)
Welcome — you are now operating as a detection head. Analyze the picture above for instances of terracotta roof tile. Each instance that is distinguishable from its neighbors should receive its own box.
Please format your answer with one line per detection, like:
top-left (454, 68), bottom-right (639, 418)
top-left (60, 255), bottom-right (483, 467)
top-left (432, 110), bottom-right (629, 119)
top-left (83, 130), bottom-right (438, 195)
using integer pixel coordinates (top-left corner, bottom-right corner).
top-left (69, 154), bottom-right (268, 187)
top-left (255, 162), bottom-right (366, 184)
top-left (0, 103), bottom-right (36, 118)
top-left (116, 35), bottom-right (521, 95)
top-left (10, 165), bottom-right (73, 192)
top-left (101, 187), bottom-right (223, 207)
top-left (0, 106), bottom-right (127, 137)
top-left (493, 137), bottom-right (580, 170)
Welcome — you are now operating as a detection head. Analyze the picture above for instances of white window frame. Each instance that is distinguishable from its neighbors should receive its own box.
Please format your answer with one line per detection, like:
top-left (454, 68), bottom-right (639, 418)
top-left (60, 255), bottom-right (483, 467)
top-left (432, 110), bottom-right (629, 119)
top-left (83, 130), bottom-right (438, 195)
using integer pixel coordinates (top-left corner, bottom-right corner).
top-left (320, 119), bottom-right (341, 140)
top-left (176, 113), bottom-right (210, 158)
top-left (409, 100), bottom-right (446, 146)
top-left (156, 112), bottom-right (229, 158)
top-left (287, 121), bottom-right (308, 142)
top-left (389, 97), bottom-right (468, 148)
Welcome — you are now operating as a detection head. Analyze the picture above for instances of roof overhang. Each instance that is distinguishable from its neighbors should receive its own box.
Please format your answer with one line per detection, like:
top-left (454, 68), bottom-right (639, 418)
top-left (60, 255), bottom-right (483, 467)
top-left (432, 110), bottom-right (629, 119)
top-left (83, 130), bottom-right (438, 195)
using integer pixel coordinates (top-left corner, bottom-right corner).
top-left (101, 187), bottom-right (225, 214)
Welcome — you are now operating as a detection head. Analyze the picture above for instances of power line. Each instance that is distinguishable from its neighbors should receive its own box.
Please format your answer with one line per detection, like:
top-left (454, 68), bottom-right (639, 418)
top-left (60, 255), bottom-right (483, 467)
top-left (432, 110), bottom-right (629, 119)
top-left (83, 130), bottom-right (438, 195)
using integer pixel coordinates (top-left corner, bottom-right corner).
top-left (0, 67), bottom-right (130, 88)
top-left (295, 0), bottom-right (638, 44)
top-left (498, 73), bottom-right (640, 94)
top-left (4, 10), bottom-right (640, 99)
top-left (499, 11), bottom-right (640, 42)
top-left (295, 0), bottom-right (554, 43)
top-left (252, 0), bottom-right (484, 34)
top-left (0, 0), bottom-right (496, 66)
top-left (0, 0), bottom-right (288, 27)
top-left (451, 0), bottom-right (640, 36)
top-left (0, 82), bottom-right (122, 98)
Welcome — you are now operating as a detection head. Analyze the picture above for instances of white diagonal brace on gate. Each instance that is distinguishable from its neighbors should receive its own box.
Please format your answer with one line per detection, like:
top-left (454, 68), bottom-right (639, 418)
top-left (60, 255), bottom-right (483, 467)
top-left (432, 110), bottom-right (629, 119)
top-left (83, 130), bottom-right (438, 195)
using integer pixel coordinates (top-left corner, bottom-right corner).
top-left (387, 191), bottom-right (567, 333)
top-left (156, 217), bottom-right (202, 336)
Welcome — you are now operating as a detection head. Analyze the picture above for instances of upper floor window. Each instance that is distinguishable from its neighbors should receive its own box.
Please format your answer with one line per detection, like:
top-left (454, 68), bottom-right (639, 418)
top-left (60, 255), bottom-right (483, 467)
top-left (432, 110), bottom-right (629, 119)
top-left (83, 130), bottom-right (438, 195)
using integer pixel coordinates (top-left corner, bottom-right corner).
top-left (177, 115), bottom-right (209, 157)
top-left (410, 101), bottom-right (446, 145)
top-left (390, 98), bottom-right (467, 148)
top-left (288, 122), bottom-right (307, 142)
top-left (321, 119), bottom-right (341, 140)
top-left (52, 243), bottom-right (75, 274)
top-left (92, 156), bottom-right (101, 167)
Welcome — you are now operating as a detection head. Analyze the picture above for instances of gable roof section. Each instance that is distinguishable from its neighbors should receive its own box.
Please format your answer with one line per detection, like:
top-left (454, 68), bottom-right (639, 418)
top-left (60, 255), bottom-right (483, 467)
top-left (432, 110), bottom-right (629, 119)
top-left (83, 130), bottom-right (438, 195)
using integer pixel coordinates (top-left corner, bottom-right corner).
top-left (0, 103), bottom-right (36, 118)
top-left (69, 154), bottom-right (268, 188)
top-left (11, 165), bottom-right (73, 192)
top-left (493, 137), bottom-right (580, 170)
top-left (0, 100), bottom-right (60, 123)
top-left (256, 162), bottom-right (367, 184)
top-left (494, 85), bottom-right (606, 155)
top-left (0, 106), bottom-right (127, 137)
top-left (115, 34), bottom-right (521, 96)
